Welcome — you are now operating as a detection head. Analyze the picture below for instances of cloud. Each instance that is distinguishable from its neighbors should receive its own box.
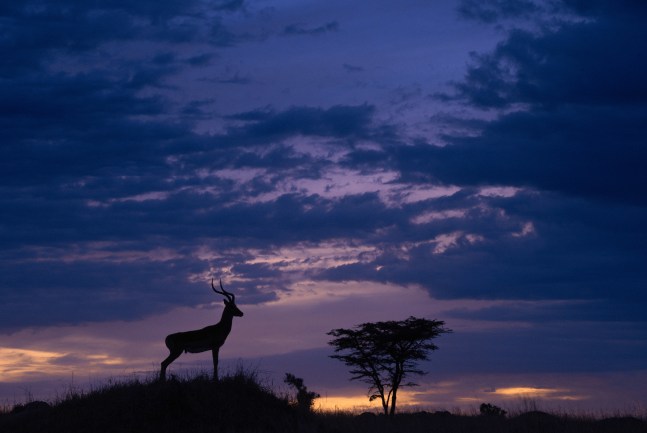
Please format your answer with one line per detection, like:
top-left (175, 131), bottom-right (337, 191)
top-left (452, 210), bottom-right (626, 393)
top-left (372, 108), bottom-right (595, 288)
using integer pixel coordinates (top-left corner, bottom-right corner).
top-left (0, 0), bottom-right (252, 198)
top-left (223, 104), bottom-right (378, 143)
top-left (424, 3), bottom-right (647, 205)
top-left (282, 21), bottom-right (339, 36)
top-left (3, 86), bottom-right (646, 331)
top-left (343, 64), bottom-right (364, 73)
top-left (2, 0), bottom-right (646, 359)
top-left (0, 0), bottom-right (237, 76)
top-left (319, 1), bottom-right (647, 320)
top-left (391, 108), bottom-right (647, 205)
top-left (320, 189), bottom-right (647, 312)
top-left (212, 0), bottom-right (246, 12)
top-left (453, 22), bottom-right (647, 108)
top-left (457, 0), bottom-right (542, 23)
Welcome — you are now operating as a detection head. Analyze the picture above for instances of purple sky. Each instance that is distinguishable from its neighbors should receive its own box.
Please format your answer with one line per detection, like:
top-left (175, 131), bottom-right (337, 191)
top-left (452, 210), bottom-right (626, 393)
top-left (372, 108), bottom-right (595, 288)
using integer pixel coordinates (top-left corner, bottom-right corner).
top-left (1, 0), bottom-right (646, 413)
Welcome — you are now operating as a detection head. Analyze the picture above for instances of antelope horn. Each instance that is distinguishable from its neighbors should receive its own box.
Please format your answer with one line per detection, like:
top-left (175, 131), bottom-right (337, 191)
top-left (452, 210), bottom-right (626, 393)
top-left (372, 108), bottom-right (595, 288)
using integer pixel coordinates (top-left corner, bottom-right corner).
top-left (211, 278), bottom-right (235, 302)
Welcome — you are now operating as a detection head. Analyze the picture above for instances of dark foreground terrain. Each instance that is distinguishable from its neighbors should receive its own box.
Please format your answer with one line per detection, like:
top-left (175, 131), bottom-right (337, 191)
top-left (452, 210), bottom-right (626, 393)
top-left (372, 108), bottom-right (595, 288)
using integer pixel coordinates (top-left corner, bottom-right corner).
top-left (1, 372), bottom-right (645, 433)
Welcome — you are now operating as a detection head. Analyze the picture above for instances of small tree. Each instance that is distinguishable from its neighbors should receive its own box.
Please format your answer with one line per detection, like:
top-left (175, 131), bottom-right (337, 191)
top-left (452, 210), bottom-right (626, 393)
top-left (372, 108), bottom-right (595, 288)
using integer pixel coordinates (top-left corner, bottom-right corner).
top-left (284, 373), bottom-right (320, 412)
top-left (327, 316), bottom-right (451, 416)
top-left (480, 402), bottom-right (507, 417)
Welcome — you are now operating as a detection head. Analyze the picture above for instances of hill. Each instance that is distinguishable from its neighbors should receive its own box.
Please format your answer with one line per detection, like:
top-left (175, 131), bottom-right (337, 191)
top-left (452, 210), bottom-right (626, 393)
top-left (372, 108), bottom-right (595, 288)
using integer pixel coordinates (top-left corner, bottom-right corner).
top-left (1, 372), bottom-right (646, 433)
top-left (0, 372), bottom-right (296, 433)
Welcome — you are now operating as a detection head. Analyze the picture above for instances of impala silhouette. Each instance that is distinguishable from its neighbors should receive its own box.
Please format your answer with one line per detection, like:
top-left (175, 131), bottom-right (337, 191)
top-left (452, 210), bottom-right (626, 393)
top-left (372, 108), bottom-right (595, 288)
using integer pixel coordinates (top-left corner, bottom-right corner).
top-left (160, 279), bottom-right (243, 381)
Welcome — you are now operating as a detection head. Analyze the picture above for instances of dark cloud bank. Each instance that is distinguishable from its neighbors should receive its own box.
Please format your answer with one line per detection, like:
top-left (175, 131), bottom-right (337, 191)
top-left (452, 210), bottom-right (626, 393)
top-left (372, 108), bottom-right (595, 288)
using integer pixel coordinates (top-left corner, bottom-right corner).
top-left (1, 0), bottom-right (646, 376)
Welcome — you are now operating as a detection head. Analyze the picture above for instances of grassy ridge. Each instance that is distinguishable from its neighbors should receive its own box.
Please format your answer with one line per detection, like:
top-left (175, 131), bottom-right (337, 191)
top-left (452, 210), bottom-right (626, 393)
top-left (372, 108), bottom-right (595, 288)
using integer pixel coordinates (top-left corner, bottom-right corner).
top-left (1, 372), bottom-right (296, 433)
top-left (1, 372), bottom-right (646, 433)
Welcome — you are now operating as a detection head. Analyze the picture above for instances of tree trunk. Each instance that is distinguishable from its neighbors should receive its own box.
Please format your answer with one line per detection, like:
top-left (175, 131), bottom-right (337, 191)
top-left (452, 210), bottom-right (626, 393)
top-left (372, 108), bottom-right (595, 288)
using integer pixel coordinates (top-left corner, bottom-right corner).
top-left (381, 393), bottom-right (389, 416)
top-left (389, 364), bottom-right (402, 416)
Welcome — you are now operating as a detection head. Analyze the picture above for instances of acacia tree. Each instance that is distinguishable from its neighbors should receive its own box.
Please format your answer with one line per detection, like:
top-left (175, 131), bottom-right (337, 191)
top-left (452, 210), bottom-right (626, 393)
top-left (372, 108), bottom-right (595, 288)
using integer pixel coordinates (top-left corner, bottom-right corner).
top-left (327, 316), bottom-right (451, 416)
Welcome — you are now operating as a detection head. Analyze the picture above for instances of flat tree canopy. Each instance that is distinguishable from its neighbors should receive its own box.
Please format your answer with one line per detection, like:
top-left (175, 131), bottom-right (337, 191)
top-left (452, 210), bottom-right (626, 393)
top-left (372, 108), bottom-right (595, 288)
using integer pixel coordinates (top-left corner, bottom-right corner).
top-left (327, 316), bottom-right (451, 415)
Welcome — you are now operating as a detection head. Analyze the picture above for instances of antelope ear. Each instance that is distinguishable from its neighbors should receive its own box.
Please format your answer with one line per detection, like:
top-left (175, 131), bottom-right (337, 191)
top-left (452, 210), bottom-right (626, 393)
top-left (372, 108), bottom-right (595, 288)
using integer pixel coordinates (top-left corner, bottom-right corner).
top-left (224, 300), bottom-right (230, 306)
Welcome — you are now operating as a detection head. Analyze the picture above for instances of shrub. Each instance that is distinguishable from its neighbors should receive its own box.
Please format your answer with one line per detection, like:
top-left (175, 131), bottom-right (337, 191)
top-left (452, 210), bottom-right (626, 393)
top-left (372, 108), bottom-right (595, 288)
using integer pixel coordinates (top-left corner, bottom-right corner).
top-left (480, 402), bottom-right (507, 417)
top-left (284, 373), bottom-right (320, 412)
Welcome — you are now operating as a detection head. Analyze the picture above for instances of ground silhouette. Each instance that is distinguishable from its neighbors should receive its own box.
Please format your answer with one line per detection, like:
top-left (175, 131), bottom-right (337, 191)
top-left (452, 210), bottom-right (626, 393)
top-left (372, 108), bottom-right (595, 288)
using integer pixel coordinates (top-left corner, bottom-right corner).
top-left (1, 372), bottom-right (645, 433)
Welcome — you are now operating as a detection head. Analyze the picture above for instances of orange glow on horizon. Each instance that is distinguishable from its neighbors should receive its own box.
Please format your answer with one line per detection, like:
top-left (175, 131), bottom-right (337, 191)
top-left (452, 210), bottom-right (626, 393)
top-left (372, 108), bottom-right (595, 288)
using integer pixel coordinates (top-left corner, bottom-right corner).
top-left (316, 395), bottom-right (380, 413)
top-left (494, 386), bottom-right (559, 397)
top-left (0, 347), bottom-right (129, 382)
top-left (86, 354), bottom-right (127, 366)
top-left (0, 347), bottom-right (68, 381)
top-left (315, 391), bottom-right (424, 413)
top-left (488, 386), bottom-right (587, 402)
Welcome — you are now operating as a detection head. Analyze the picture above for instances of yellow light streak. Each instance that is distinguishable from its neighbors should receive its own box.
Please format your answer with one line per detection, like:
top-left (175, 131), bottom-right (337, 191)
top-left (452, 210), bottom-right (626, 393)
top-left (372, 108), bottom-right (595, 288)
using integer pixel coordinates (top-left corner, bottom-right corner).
top-left (0, 347), bottom-right (127, 381)
top-left (494, 386), bottom-right (559, 397)
top-left (317, 395), bottom-right (380, 412)
top-left (493, 386), bottom-right (588, 401)
top-left (0, 347), bottom-right (68, 381)
top-left (86, 354), bottom-right (127, 366)
top-left (316, 391), bottom-right (421, 413)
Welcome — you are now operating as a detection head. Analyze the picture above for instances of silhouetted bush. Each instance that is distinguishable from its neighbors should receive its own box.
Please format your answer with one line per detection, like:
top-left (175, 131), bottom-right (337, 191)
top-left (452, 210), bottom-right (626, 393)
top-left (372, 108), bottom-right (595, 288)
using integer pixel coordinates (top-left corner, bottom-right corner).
top-left (284, 372), bottom-right (320, 412)
top-left (480, 402), bottom-right (507, 417)
top-left (9, 401), bottom-right (50, 415)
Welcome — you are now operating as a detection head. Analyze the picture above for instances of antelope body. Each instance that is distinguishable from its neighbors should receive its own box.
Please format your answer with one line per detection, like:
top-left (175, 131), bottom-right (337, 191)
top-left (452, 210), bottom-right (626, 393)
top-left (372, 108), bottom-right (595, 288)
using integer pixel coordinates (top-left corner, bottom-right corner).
top-left (160, 279), bottom-right (243, 381)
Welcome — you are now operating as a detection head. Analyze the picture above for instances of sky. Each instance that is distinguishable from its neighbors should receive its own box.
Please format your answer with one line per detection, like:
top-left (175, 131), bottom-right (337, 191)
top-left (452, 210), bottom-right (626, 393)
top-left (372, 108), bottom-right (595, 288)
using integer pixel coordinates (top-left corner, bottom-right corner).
top-left (1, 0), bottom-right (646, 414)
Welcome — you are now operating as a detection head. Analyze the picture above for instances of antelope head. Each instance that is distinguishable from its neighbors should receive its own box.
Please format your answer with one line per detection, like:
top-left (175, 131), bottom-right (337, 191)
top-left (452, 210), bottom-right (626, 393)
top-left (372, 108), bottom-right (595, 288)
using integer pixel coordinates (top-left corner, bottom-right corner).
top-left (211, 278), bottom-right (244, 317)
